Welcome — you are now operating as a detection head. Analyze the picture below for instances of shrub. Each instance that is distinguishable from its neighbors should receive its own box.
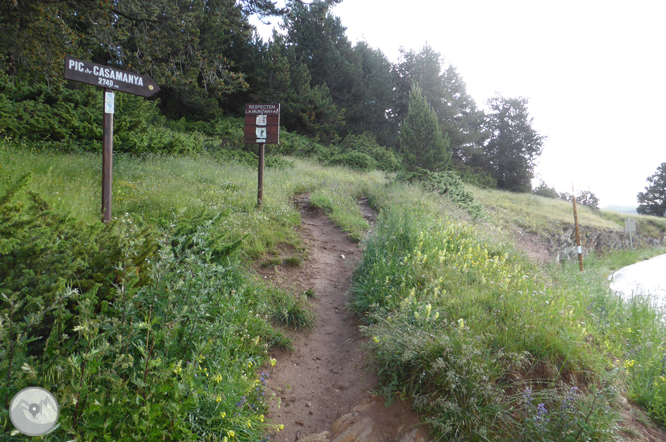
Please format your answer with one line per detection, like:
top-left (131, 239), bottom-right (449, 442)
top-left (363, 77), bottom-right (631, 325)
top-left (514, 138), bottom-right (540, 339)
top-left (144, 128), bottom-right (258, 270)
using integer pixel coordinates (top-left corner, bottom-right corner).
top-left (327, 150), bottom-right (378, 170)
top-left (0, 75), bottom-right (207, 155)
top-left (454, 163), bottom-right (497, 189)
top-left (396, 167), bottom-right (483, 218)
top-left (338, 133), bottom-right (401, 171)
top-left (533, 179), bottom-right (559, 199)
top-left (0, 175), bottom-right (297, 440)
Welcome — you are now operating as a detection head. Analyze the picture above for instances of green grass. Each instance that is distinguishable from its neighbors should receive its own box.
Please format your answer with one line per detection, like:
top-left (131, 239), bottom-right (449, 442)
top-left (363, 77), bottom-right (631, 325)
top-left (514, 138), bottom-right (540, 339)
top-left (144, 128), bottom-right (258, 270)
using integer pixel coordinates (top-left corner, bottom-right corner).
top-left (0, 144), bottom-right (385, 259)
top-left (584, 246), bottom-right (666, 273)
top-left (352, 190), bottom-right (665, 441)
top-left (471, 185), bottom-right (666, 239)
top-left (3, 139), bottom-right (666, 441)
top-left (0, 141), bottom-right (386, 441)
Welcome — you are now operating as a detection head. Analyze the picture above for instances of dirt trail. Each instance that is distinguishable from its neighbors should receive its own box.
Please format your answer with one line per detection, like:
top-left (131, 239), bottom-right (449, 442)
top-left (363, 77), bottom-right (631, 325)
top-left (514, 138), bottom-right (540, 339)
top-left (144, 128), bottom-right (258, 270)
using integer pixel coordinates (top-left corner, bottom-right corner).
top-left (256, 196), bottom-right (428, 442)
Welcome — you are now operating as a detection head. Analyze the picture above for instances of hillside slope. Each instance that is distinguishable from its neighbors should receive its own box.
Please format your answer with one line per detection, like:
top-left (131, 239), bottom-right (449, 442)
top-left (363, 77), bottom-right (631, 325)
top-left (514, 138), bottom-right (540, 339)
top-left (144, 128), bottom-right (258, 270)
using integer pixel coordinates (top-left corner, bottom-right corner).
top-left (472, 186), bottom-right (666, 261)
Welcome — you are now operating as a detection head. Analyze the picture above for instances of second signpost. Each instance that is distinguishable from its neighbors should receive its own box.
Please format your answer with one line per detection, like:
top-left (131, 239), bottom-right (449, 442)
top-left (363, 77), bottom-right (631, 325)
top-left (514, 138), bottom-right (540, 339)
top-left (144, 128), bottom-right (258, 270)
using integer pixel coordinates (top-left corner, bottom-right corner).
top-left (244, 104), bottom-right (281, 207)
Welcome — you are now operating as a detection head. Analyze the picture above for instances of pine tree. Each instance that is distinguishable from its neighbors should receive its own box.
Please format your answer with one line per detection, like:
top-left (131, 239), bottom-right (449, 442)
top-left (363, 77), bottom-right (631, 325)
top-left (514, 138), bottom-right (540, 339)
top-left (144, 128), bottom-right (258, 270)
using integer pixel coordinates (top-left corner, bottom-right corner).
top-left (399, 84), bottom-right (451, 172)
top-left (637, 163), bottom-right (666, 216)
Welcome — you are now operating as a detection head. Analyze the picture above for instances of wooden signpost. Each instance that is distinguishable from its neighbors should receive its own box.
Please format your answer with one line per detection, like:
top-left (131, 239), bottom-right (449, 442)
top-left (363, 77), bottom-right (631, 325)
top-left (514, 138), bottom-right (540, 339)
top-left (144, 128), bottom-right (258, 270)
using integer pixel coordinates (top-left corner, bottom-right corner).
top-left (244, 104), bottom-right (280, 207)
top-left (571, 183), bottom-right (584, 272)
top-left (64, 56), bottom-right (160, 222)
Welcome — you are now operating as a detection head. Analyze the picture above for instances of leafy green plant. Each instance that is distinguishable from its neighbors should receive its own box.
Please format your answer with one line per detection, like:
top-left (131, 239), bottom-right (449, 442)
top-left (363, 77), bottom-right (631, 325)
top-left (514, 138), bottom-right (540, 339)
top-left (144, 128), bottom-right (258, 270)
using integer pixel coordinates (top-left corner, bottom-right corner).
top-left (396, 167), bottom-right (483, 218)
top-left (0, 177), bottom-right (303, 440)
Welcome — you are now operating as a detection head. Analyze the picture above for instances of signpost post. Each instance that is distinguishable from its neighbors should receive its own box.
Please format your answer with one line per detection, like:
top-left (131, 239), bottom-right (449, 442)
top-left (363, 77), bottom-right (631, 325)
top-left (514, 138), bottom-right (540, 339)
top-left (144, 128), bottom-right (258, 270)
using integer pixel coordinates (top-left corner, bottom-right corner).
top-left (571, 183), bottom-right (584, 272)
top-left (244, 104), bottom-right (280, 207)
top-left (64, 56), bottom-right (159, 222)
top-left (624, 218), bottom-right (637, 250)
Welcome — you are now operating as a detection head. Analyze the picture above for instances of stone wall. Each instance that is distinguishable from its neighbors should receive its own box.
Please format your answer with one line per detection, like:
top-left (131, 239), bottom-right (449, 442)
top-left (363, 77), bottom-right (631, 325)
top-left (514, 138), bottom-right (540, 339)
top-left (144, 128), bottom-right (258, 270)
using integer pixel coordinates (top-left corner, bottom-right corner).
top-left (549, 225), bottom-right (666, 262)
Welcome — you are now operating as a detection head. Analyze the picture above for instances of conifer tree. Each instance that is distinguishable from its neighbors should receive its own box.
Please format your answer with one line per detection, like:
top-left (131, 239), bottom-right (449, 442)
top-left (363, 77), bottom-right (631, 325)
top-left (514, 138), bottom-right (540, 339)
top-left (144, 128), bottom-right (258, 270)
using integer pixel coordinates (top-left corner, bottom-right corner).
top-left (399, 84), bottom-right (451, 172)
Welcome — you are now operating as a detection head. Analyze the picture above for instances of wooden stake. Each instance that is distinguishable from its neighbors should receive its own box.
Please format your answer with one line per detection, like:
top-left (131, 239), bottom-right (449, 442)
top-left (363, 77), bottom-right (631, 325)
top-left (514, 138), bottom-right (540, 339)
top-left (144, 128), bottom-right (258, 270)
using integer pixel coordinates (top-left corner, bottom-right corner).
top-left (571, 182), bottom-right (584, 271)
top-left (257, 143), bottom-right (265, 208)
top-left (102, 89), bottom-right (114, 223)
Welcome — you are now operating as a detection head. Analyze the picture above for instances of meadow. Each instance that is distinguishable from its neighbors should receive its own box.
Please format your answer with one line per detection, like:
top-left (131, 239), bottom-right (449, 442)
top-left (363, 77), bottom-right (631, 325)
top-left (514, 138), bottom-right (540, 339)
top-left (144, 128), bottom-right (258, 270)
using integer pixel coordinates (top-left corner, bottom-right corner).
top-left (2, 139), bottom-right (666, 441)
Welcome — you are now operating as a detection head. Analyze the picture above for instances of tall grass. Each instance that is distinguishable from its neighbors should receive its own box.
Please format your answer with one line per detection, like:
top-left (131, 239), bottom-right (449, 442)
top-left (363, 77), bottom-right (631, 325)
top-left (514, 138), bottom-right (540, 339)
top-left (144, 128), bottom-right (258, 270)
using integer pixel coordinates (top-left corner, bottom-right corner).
top-left (4, 139), bottom-right (666, 440)
top-left (352, 204), bottom-right (629, 441)
top-left (0, 142), bottom-right (384, 441)
top-left (0, 143), bottom-right (384, 257)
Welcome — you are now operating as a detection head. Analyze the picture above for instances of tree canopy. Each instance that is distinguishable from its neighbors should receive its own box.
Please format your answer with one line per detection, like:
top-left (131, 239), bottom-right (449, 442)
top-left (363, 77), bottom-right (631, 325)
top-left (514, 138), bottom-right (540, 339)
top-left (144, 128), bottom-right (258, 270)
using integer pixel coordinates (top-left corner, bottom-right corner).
top-left (399, 83), bottom-right (451, 172)
top-left (637, 163), bottom-right (666, 217)
top-left (1, 0), bottom-right (551, 193)
top-left (481, 96), bottom-right (545, 192)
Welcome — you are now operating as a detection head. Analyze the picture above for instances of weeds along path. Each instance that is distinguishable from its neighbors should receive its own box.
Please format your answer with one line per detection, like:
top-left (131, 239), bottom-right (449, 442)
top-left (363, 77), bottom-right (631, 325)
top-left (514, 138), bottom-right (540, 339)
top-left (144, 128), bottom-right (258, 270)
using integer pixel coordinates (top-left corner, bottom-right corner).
top-left (256, 195), bottom-right (428, 442)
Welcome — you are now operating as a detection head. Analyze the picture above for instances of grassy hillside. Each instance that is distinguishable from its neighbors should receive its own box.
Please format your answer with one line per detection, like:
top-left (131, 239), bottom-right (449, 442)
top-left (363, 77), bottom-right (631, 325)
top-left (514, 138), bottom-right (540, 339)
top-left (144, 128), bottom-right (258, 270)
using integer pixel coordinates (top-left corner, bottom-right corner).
top-left (472, 186), bottom-right (666, 249)
top-left (3, 137), bottom-right (666, 441)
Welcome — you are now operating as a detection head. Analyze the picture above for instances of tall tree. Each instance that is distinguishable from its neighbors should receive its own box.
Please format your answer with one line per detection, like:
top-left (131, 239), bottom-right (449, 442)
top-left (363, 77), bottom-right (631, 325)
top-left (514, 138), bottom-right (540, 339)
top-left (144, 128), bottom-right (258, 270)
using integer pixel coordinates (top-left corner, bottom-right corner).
top-left (480, 96), bottom-right (545, 192)
top-left (637, 163), bottom-right (666, 216)
top-left (399, 84), bottom-right (451, 172)
top-left (281, 1), bottom-right (363, 134)
top-left (394, 45), bottom-right (485, 160)
top-left (439, 65), bottom-right (486, 163)
top-left (0, 0), bottom-right (341, 93)
top-left (393, 44), bottom-right (444, 120)
top-left (346, 42), bottom-right (397, 144)
top-left (254, 33), bottom-right (344, 141)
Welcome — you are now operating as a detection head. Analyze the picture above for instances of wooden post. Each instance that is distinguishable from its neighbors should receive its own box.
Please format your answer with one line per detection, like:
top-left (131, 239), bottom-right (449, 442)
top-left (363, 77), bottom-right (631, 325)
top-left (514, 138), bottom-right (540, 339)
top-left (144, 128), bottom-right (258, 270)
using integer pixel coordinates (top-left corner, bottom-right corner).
top-left (102, 89), bottom-right (114, 223)
top-left (571, 182), bottom-right (584, 271)
top-left (257, 143), bottom-right (265, 208)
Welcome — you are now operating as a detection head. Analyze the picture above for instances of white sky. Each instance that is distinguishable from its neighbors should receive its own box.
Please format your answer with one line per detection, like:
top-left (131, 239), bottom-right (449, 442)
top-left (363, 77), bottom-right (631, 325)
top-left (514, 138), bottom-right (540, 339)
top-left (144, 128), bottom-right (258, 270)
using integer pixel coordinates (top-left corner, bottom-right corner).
top-left (253, 0), bottom-right (666, 207)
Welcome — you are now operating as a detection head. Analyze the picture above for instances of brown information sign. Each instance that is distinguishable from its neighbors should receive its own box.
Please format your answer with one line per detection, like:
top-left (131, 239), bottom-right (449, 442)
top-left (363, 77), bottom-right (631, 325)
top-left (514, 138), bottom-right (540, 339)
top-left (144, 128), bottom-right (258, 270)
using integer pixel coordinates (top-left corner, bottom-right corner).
top-left (244, 104), bottom-right (280, 144)
top-left (64, 56), bottom-right (159, 97)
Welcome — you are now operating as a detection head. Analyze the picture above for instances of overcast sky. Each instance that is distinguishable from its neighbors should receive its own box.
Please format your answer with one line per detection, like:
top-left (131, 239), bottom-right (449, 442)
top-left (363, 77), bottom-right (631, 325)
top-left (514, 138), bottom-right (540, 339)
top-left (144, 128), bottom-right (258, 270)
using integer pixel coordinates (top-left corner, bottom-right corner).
top-left (253, 0), bottom-right (666, 207)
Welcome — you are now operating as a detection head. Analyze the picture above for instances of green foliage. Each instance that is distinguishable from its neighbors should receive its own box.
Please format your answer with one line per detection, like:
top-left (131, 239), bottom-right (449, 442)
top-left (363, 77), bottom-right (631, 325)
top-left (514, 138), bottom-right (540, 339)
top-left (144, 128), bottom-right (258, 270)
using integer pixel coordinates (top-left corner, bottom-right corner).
top-left (0, 178), bottom-right (301, 440)
top-left (397, 168), bottom-right (483, 218)
top-left (0, 75), bottom-right (206, 154)
top-left (351, 206), bottom-right (624, 441)
top-left (481, 96), bottom-right (545, 192)
top-left (399, 84), bottom-right (452, 172)
top-left (533, 179), bottom-right (560, 199)
top-left (637, 162), bottom-right (666, 216)
top-left (453, 163), bottom-right (497, 189)
top-left (281, 0), bottom-right (360, 136)
top-left (518, 381), bottom-right (619, 442)
top-left (323, 133), bottom-right (400, 172)
top-left (393, 45), bottom-right (485, 159)
top-left (558, 190), bottom-right (601, 209)
top-left (577, 190), bottom-right (600, 210)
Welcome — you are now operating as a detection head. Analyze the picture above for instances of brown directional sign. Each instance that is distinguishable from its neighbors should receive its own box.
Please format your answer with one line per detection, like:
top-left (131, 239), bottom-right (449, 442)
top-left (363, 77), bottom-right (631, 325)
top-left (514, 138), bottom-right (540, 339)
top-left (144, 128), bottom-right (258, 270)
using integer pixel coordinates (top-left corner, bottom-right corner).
top-left (64, 56), bottom-right (159, 97)
top-left (244, 104), bottom-right (280, 144)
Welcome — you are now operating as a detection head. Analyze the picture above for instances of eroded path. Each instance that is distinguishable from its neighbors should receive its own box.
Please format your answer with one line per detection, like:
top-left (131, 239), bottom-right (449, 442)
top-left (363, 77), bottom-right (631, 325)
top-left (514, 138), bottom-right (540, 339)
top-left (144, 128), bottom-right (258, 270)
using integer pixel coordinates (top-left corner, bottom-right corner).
top-left (257, 196), bottom-right (427, 442)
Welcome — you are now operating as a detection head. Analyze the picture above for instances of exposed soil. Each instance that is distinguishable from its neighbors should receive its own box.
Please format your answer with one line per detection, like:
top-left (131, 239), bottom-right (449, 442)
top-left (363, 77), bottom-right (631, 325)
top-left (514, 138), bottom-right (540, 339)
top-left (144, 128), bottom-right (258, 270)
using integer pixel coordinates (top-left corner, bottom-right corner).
top-left (255, 195), bottom-right (428, 442)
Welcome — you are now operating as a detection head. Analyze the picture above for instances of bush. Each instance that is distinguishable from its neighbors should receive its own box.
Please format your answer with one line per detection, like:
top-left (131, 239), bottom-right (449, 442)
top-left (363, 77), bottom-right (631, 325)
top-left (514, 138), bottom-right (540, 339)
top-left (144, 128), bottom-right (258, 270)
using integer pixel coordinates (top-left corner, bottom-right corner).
top-left (327, 150), bottom-right (378, 170)
top-left (0, 175), bottom-right (297, 440)
top-left (0, 75), bottom-right (207, 155)
top-left (454, 163), bottom-right (497, 189)
top-left (397, 168), bottom-right (483, 218)
top-left (352, 206), bottom-right (619, 441)
top-left (338, 133), bottom-right (401, 171)
top-left (559, 190), bottom-right (600, 209)
top-left (533, 179), bottom-right (559, 199)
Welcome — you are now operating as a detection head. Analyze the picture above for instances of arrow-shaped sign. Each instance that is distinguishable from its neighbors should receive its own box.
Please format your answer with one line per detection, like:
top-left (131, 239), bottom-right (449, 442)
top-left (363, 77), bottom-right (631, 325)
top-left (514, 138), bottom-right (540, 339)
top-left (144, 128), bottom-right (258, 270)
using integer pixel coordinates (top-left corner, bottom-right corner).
top-left (64, 56), bottom-right (159, 97)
